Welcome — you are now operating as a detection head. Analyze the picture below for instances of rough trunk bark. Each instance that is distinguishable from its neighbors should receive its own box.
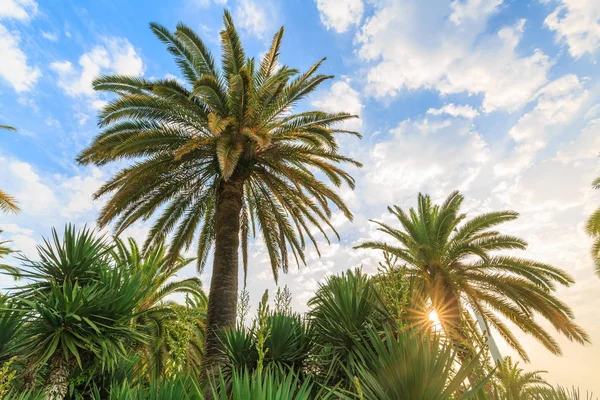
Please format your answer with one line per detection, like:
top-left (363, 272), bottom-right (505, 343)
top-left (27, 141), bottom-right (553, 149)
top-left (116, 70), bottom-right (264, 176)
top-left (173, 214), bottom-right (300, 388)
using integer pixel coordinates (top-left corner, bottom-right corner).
top-left (44, 353), bottom-right (70, 400)
top-left (202, 176), bottom-right (245, 371)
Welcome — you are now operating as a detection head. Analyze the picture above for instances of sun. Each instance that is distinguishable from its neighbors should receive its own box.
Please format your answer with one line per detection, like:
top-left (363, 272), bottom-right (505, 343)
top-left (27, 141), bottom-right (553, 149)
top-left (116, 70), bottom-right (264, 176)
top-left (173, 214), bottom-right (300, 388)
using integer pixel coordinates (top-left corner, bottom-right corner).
top-left (428, 310), bottom-right (440, 325)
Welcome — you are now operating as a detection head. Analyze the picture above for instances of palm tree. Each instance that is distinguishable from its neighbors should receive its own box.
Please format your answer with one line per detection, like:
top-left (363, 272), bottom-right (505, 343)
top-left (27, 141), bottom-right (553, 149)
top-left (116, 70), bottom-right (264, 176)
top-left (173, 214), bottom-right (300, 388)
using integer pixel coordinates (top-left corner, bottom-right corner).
top-left (0, 125), bottom-right (19, 213)
top-left (77, 11), bottom-right (360, 365)
top-left (586, 177), bottom-right (600, 277)
top-left (495, 356), bottom-right (550, 399)
top-left (355, 191), bottom-right (589, 362)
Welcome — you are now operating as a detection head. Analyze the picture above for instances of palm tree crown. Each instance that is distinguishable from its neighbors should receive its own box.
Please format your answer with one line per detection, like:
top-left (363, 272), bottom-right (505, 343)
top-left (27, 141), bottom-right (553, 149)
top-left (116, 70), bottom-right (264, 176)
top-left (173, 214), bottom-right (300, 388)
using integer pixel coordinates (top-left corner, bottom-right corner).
top-left (77, 11), bottom-right (360, 365)
top-left (356, 191), bottom-right (589, 361)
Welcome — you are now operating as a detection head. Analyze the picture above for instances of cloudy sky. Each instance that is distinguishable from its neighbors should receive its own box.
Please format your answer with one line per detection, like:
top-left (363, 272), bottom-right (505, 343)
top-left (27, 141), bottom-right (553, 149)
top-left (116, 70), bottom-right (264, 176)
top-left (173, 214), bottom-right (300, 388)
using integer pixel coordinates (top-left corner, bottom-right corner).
top-left (1, 0), bottom-right (599, 391)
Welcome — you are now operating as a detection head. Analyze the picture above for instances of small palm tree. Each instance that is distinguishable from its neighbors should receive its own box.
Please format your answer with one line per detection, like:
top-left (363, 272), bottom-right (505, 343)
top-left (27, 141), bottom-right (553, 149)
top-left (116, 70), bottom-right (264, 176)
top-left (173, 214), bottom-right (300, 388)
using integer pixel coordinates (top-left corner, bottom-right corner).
top-left (77, 11), bottom-right (360, 365)
top-left (111, 237), bottom-right (206, 376)
top-left (112, 237), bottom-right (205, 313)
top-left (495, 356), bottom-right (550, 399)
top-left (356, 191), bottom-right (589, 362)
top-left (586, 177), bottom-right (600, 277)
top-left (0, 125), bottom-right (19, 213)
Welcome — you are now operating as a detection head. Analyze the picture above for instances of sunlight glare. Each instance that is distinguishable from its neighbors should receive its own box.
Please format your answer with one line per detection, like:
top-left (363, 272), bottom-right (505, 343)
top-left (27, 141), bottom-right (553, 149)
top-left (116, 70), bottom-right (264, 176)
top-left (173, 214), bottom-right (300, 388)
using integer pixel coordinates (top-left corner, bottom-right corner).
top-left (428, 310), bottom-right (440, 325)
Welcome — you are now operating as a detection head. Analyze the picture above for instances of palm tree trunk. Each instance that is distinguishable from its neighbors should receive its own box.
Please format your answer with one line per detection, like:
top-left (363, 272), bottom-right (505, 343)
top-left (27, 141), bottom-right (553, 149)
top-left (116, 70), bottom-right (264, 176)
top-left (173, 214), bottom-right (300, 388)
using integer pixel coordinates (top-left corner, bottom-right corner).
top-left (202, 176), bottom-right (245, 370)
top-left (44, 353), bottom-right (70, 400)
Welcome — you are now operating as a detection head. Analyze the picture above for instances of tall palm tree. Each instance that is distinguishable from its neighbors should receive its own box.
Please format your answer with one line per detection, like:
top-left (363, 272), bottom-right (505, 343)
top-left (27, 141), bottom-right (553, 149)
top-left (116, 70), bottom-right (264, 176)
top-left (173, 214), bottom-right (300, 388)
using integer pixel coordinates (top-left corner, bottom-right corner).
top-left (495, 356), bottom-right (550, 399)
top-left (0, 125), bottom-right (19, 213)
top-left (77, 11), bottom-right (360, 365)
top-left (586, 177), bottom-right (600, 277)
top-left (356, 191), bottom-right (589, 362)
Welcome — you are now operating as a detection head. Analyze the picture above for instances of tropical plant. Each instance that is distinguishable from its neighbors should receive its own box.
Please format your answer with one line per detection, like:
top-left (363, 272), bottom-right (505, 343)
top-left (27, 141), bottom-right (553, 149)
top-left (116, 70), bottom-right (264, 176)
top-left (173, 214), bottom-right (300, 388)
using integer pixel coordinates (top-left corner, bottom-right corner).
top-left (111, 237), bottom-right (206, 376)
top-left (355, 191), bottom-right (589, 362)
top-left (307, 268), bottom-right (389, 387)
top-left (76, 11), bottom-right (361, 365)
top-left (0, 124), bottom-right (19, 213)
top-left (161, 298), bottom-right (207, 378)
top-left (211, 367), bottom-right (342, 400)
top-left (13, 226), bottom-right (148, 399)
top-left (534, 386), bottom-right (598, 400)
top-left (495, 356), bottom-right (550, 399)
top-left (350, 326), bottom-right (488, 400)
top-left (586, 177), bottom-right (600, 276)
top-left (0, 297), bottom-right (23, 364)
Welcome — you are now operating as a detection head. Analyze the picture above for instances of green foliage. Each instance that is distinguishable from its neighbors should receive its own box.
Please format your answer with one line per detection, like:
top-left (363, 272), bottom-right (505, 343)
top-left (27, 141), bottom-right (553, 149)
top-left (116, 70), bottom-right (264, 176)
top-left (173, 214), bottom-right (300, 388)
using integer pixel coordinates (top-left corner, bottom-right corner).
top-left (237, 288), bottom-right (250, 326)
top-left (0, 358), bottom-right (17, 398)
top-left (211, 368), bottom-right (341, 400)
top-left (274, 285), bottom-right (292, 315)
top-left (308, 268), bottom-right (389, 386)
top-left (495, 356), bottom-right (551, 399)
top-left (15, 226), bottom-right (147, 376)
top-left (0, 297), bottom-right (24, 364)
top-left (162, 300), bottom-right (206, 378)
top-left (350, 327), bottom-right (488, 400)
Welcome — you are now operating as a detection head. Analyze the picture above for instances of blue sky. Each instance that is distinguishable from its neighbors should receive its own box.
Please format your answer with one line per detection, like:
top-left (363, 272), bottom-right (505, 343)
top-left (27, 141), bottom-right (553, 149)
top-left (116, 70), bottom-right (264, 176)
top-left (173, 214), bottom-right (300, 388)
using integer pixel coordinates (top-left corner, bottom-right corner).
top-left (1, 0), bottom-right (600, 391)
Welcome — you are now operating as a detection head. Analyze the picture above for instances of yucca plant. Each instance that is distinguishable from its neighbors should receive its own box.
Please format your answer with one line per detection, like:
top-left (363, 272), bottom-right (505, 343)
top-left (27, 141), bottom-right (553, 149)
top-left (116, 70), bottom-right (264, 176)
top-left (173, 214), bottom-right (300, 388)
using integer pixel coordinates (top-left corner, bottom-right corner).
top-left (211, 367), bottom-right (343, 400)
top-left (12, 226), bottom-right (148, 399)
top-left (356, 191), bottom-right (589, 362)
top-left (77, 11), bottom-right (361, 365)
top-left (350, 326), bottom-right (488, 400)
top-left (93, 376), bottom-right (204, 400)
top-left (0, 297), bottom-right (24, 364)
top-left (307, 268), bottom-right (390, 387)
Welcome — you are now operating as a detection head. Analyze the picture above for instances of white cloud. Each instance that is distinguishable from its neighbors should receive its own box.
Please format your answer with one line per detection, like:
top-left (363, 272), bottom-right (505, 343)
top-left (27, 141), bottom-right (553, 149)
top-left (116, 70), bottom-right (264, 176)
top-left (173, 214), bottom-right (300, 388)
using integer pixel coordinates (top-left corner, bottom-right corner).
top-left (312, 79), bottom-right (363, 130)
top-left (0, 24), bottom-right (41, 92)
top-left (556, 119), bottom-right (600, 163)
top-left (315, 0), bottom-right (364, 33)
top-left (234, 0), bottom-right (271, 39)
top-left (0, 0), bottom-right (37, 21)
top-left (58, 167), bottom-right (105, 219)
top-left (494, 74), bottom-right (589, 176)
top-left (427, 103), bottom-right (479, 119)
top-left (51, 37), bottom-right (144, 107)
top-left (5, 160), bottom-right (58, 213)
top-left (545, 0), bottom-right (600, 58)
top-left (41, 30), bottom-right (58, 42)
top-left (365, 116), bottom-right (490, 205)
top-left (356, 1), bottom-right (550, 112)
top-left (191, 0), bottom-right (227, 6)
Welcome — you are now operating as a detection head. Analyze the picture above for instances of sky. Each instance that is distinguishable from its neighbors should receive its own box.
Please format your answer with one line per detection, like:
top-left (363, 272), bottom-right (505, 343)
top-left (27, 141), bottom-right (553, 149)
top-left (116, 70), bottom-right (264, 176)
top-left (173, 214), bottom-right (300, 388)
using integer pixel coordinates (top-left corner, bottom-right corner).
top-left (0, 0), bottom-right (599, 391)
